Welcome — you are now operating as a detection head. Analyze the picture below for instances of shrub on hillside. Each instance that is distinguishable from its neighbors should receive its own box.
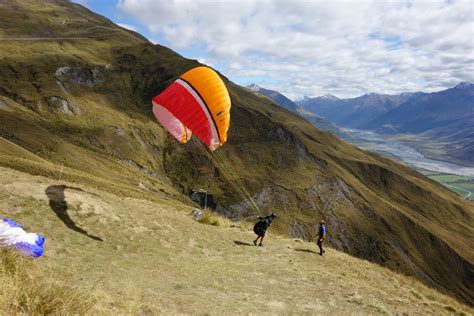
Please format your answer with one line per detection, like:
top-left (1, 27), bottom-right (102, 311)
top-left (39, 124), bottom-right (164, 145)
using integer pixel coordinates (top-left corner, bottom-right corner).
top-left (198, 213), bottom-right (221, 226)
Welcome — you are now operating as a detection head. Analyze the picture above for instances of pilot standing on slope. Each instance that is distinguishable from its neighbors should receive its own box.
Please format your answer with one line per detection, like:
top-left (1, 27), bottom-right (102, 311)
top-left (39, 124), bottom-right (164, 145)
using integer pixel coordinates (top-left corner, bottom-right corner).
top-left (253, 213), bottom-right (277, 247)
top-left (317, 220), bottom-right (327, 256)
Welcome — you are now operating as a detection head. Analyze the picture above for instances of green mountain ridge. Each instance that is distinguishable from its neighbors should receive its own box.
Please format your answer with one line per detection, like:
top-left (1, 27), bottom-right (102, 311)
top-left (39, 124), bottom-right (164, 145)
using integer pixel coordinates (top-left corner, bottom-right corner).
top-left (0, 0), bottom-right (473, 306)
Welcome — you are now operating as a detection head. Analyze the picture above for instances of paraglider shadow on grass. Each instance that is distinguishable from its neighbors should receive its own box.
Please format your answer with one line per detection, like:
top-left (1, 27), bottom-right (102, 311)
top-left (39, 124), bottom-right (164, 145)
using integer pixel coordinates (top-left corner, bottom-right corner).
top-left (294, 248), bottom-right (319, 254)
top-left (233, 240), bottom-right (254, 247)
top-left (45, 185), bottom-right (102, 241)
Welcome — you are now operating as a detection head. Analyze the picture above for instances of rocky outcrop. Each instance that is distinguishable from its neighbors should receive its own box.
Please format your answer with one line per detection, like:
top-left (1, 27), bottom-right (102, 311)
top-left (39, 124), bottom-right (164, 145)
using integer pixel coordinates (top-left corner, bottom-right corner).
top-left (45, 96), bottom-right (82, 114)
top-left (127, 159), bottom-right (157, 178)
top-left (0, 98), bottom-right (8, 110)
top-left (306, 178), bottom-right (360, 212)
top-left (225, 179), bottom-right (364, 240)
top-left (55, 66), bottom-right (103, 91)
top-left (113, 127), bottom-right (126, 137)
top-left (268, 126), bottom-right (327, 167)
top-left (288, 221), bottom-right (312, 240)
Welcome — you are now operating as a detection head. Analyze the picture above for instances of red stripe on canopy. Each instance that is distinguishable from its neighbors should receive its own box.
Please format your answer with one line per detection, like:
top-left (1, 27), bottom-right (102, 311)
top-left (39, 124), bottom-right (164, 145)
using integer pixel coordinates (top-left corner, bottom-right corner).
top-left (152, 81), bottom-right (212, 147)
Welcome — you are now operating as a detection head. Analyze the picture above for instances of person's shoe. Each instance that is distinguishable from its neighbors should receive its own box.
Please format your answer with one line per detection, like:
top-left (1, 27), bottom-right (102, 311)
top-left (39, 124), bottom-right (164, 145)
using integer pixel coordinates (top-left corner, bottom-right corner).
top-left (259, 243), bottom-right (263, 247)
top-left (319, 252), bottom-right (323, 256)
top-left (253, 240), bottom-right (257, 246)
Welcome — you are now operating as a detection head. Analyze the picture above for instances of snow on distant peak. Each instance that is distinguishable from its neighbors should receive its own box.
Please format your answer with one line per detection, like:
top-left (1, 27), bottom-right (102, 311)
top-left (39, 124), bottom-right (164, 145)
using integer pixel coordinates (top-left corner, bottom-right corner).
top-left (318, 94), bottom-right (339, 101)
top-left (454, 82), bottom-right (473, 89)
top-left (247, 84), bottom-right (261, 92)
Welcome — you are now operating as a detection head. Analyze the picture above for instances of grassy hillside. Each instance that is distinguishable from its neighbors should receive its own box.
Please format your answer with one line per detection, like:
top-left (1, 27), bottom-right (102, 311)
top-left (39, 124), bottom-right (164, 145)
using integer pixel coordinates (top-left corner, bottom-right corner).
top-left (0, 0), bottom-right (472, 305)
top-left (1, 167), bottom-right (473, 314)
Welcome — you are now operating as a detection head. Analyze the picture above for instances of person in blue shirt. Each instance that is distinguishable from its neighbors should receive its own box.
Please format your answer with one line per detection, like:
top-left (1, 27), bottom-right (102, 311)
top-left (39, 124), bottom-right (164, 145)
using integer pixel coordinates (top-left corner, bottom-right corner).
top-left (317, 219), bottom-right (327, 256)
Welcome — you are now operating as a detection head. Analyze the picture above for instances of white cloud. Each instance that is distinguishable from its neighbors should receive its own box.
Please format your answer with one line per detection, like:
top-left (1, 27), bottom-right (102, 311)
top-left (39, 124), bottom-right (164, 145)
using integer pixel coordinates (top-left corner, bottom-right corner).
top-left (118, 0), bottom-right (474, 99)
top-left (72, 0), bottom-right (89, 6)
top-left (195, 57), bottom-right (214, 67)
top-left (117, 23), bottom-right (138, 32)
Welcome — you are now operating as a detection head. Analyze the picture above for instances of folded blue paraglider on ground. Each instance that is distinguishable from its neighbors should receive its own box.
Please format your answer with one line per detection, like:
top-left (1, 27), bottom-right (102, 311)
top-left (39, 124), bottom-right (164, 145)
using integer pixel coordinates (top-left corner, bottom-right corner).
top-left (0, 218), bottom-right (45, 258)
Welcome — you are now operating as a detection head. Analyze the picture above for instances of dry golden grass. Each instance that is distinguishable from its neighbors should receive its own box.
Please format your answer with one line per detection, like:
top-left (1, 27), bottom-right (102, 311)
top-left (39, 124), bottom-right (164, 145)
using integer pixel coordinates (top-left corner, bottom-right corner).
top-left (198, 211), bottom-right (222, 226)
top-left (0, 166), bottom-right (472, 315)
top-left (0, 249), bottom-right (94, 315)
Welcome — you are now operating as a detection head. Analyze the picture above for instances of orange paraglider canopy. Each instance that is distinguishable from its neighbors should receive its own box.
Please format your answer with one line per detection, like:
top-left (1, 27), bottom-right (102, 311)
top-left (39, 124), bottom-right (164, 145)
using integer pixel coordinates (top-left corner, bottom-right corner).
top-left (152, 66), bottom-right (231, 150)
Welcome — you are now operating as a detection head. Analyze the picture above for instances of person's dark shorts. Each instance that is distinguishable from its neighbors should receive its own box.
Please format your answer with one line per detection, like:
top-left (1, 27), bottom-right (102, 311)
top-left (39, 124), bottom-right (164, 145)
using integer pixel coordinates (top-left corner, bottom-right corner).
top-left (255, 229), bottom-right (266, 237)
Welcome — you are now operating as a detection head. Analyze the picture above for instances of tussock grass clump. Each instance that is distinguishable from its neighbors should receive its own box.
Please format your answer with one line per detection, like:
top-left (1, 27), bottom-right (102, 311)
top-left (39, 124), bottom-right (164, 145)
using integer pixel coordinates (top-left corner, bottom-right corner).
top-left (0, 249), bottom-right (95, 314)
top-left (198, 212), bottom-right (221, 226)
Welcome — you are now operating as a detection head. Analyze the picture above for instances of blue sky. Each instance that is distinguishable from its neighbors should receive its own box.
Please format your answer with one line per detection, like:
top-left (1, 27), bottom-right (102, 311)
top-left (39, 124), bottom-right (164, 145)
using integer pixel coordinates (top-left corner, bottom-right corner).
top-left (73, 1), bottom-right (152, 38)
top-left (74, 0), bottom-right (474, 99)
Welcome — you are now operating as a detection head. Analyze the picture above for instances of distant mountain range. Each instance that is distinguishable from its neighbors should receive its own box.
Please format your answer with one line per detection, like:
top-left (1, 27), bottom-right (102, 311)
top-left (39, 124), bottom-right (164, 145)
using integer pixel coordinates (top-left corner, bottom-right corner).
top-left (299, 92), bottom-right (420, 128)
top-left (364, 83), bottom-right (474, 164)
top-left (250, 82), bottom-right (474, 164)
top-left (246, 84), bottom-right (349, 138)
top-left (297, 82), bottom-right (473, 134)
top-left (363, 83), bottom-right (473, 132)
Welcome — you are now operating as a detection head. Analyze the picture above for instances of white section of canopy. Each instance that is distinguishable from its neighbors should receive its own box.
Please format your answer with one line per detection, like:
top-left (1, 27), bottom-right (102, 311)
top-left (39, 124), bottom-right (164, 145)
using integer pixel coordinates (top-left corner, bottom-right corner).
top-left (0, 221), bottom-right (38, 246)
top-left (152, 100), bottom-right (192, 143)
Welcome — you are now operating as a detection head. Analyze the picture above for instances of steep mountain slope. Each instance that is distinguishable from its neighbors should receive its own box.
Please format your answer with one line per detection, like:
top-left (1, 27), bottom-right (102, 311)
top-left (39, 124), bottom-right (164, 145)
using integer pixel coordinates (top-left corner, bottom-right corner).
top-left (247, 83), bottom-right (298, 112)
top-left (2, 167), bottom-right (473, 314)
top-left (295, 108), bottom-right (351, 139)
top-left (300, 93), bottom-right (415, 128)
top-left (0, 0), bottom-right (473, 305)
top-left (391, 117), bottom-right (474, 167)
top-left (420, 116), bottom-right (474, 164)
